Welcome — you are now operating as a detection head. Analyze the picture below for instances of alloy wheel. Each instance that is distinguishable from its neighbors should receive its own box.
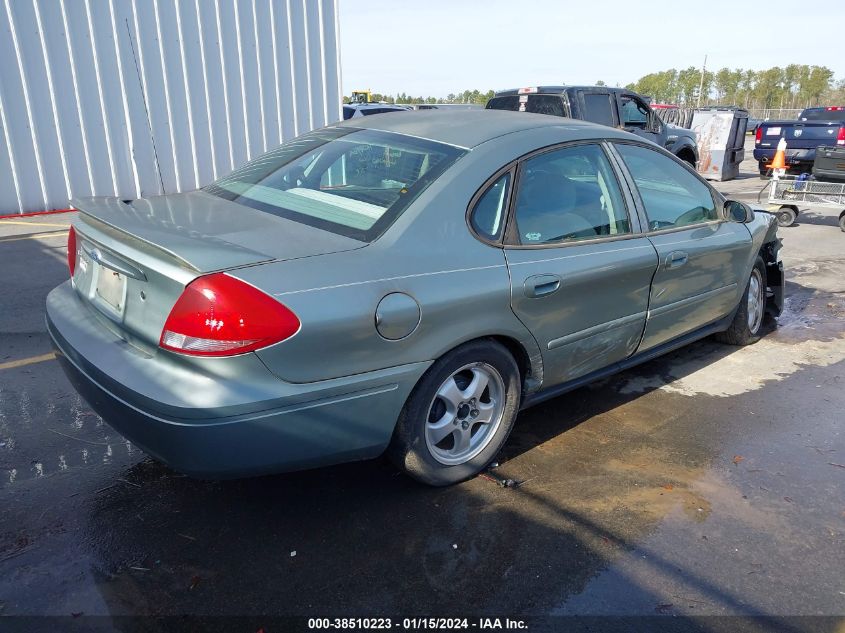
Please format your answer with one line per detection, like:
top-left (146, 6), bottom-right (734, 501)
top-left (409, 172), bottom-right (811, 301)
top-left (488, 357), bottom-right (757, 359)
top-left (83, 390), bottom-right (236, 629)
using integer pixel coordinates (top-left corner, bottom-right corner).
top-left (747, 268), bottom-right (764, 334)
top-left (424, 362), bottom-right (506, 466)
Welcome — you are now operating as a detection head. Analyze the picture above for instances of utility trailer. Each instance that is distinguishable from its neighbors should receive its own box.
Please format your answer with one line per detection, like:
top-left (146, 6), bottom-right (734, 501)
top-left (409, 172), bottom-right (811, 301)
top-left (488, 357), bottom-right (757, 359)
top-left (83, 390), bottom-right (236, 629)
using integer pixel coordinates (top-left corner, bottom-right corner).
top-left (761, 175), bottom-right (845, 231)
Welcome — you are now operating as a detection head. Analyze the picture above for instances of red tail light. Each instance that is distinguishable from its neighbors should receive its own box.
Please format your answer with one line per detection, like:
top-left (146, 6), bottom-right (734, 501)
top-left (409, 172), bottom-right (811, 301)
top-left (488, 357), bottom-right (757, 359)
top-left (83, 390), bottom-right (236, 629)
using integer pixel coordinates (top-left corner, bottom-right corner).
top-left (755, 126), bottom-right (762, 144)
top-left (159, 273), bottom-right (300, 356)
top-left (67, 226), bottom-right (77, 277)
top-left (837, 127), bottom-right (845, 146)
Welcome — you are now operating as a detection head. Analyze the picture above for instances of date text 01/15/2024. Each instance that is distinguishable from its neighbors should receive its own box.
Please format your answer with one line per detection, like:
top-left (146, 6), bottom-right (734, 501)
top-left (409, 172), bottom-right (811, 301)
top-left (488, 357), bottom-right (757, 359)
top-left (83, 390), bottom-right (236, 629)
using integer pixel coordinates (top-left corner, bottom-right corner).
top-left (306, 618), bottom-right (528, 630)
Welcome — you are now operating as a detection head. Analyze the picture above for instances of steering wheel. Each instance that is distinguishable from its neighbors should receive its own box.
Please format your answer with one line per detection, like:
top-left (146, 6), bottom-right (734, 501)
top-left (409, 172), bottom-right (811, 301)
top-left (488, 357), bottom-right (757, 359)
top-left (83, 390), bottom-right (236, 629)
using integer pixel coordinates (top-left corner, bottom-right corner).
top-left (673, 206), bottom-right (710, 227)
top-left (283, 165), bottom-right (307, 189)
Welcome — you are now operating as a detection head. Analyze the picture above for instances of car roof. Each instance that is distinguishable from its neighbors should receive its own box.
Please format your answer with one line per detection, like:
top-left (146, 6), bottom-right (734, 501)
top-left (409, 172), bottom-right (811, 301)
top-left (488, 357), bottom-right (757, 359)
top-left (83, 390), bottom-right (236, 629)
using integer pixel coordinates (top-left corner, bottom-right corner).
top-left (492, 86), bottom-right (635, 97)
top-left (334, 109), bottom-right (633, 149)
top-left (346, 103), bottom-right (407, 110)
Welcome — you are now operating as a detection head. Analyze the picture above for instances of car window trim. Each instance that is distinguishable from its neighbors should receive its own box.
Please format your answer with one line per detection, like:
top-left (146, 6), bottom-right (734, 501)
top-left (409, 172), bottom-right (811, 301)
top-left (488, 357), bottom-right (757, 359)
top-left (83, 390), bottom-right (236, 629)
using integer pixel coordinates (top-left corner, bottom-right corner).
top-left (580, 90), bottom-right (619, 127)
top-left (465, 164), bottom-right (517, 247)
top-left (607, 139), bottom-right (725, 235)
top-left (501, 139), bottom-right (640, 250)
top-left (600, 141), bottom-right (645, 234)
top-left (618, 93), bottom-right (651, 128)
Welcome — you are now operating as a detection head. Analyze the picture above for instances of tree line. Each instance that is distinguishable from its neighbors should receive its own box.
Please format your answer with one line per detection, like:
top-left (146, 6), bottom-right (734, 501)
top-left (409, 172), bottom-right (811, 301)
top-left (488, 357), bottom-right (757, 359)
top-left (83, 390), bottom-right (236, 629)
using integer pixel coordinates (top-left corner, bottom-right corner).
top-left (624, 65), bottom-right (843, 110)
top-left (346, 65), bottom-right (845, 110)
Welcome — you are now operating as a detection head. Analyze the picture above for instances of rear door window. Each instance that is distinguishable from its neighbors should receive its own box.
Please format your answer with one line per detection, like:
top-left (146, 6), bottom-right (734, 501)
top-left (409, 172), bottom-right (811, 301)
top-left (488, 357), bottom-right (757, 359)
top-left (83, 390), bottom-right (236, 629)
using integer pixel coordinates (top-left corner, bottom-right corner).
top-left (512, 144), bottom-right (630, 245)
top-left (582, 93), bottom-right (616, 126)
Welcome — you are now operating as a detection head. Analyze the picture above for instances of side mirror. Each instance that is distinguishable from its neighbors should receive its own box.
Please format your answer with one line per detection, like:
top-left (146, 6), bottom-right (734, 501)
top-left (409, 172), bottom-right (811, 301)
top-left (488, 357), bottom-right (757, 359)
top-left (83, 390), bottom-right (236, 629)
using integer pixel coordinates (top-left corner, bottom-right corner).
top-left (649, 114), bottom-right (663, 134)
top-left (725, 200), bottom-right (753, 223)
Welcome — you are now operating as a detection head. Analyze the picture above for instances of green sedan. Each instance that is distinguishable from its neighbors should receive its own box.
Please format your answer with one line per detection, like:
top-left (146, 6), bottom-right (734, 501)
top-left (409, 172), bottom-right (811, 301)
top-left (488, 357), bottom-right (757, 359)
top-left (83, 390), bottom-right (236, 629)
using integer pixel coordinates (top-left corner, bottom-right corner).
top-left (47, 110), bottom-right (783, 486)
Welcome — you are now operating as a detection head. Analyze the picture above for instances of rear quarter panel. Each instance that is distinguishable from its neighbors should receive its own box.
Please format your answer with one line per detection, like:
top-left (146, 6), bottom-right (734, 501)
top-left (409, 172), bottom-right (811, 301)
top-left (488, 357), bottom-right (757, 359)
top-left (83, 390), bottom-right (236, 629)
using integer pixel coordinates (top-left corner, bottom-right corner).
top-left (234, 129), bottom-right (583, 385)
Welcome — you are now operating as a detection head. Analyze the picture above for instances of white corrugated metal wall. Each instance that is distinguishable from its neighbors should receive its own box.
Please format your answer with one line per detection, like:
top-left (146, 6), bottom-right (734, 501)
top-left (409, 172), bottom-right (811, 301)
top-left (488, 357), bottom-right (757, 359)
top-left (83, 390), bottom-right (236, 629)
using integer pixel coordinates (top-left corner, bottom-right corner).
top-left (0, 0), bottom-right (342, 215)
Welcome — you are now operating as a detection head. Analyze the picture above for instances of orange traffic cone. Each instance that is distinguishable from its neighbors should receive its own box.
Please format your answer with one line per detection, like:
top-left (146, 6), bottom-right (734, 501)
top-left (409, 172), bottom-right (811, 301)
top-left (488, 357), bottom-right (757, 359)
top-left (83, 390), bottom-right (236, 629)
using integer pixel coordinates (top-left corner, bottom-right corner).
top-left (768, 137), bottom-right (787, 171)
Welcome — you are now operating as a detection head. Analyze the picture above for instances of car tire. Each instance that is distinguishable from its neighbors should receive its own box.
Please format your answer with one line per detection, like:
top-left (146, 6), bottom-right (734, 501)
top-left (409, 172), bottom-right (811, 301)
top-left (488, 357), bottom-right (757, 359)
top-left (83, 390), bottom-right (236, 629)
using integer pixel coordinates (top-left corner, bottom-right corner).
top-left (776, 206), bottom-right (797, 227)
top-left (388, 339), bottom-right (521, 486)
top-left (715, 256), bottom-right (767, 346)
top-left (676, 152), bottom-right (696, 169)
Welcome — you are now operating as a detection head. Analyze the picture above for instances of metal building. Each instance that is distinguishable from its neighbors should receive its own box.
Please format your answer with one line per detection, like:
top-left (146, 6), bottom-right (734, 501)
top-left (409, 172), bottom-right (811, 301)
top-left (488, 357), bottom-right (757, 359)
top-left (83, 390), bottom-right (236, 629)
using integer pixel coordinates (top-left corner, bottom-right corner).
top-left (0, 0), bottom-right (342, 215)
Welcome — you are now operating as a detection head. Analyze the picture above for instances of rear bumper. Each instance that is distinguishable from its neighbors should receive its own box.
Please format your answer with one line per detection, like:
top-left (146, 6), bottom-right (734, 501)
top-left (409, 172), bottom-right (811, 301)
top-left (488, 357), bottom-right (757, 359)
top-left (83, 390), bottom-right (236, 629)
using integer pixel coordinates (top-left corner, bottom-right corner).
top-left (753, 147), bottom-right (816, 167)
top-left (46, 282), bottom-right (429, 478)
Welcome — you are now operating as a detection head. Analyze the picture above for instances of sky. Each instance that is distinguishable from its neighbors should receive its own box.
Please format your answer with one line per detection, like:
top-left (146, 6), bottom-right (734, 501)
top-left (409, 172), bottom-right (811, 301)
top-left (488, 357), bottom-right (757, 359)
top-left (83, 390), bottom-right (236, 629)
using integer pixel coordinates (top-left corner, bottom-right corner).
top-left (339, 0), bottom-right (844, 98)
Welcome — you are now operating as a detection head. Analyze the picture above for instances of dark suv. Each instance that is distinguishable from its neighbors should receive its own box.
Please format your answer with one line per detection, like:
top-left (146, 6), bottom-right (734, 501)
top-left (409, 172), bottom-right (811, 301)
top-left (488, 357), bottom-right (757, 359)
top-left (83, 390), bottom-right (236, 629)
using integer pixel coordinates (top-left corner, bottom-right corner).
top-left (487, 86), bottom-right (699, 167)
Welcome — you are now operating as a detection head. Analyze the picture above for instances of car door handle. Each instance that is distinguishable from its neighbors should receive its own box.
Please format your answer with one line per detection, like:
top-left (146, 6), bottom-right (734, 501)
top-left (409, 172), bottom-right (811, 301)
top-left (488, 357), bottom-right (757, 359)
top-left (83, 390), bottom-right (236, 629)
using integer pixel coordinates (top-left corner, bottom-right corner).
top-left (665, 251), bottom-right (688, 269)
top-left (524, 274), bottom-right (561, 298)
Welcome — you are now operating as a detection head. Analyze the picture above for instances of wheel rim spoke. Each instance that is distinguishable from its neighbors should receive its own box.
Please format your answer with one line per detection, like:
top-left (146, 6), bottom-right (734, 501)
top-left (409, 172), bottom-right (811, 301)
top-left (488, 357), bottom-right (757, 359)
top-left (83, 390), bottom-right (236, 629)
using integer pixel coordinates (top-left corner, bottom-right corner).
top-left (475, 401), bottom-right (496, 425)
top-left (463, 368), bottom-right (489, 401)
top-left (428, 411), bottom-right (456, 444)
top-left (453, 428), bottom-right (472, 454)
top-left (437, 377), bottom-right (464, 409)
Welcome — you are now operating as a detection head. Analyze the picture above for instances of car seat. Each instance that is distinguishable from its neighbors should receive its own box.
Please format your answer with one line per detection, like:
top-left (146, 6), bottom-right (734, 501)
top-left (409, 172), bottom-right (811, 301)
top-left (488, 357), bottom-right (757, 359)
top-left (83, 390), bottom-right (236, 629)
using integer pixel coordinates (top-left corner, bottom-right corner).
top-left (515, 172), bottom-right (596, 242)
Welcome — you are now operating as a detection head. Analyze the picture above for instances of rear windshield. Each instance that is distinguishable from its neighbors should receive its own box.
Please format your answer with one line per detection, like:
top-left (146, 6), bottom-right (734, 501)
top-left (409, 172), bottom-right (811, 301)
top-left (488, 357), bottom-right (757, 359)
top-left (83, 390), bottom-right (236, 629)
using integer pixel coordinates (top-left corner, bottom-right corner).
top-left (486, 95), bottom-right (568, 117)
top-left (361, 107), bottom-right (403, 115)
top-left (204, 128), bottom-right (465, 241)
top-left (799, 108), bottom-right (845, 121)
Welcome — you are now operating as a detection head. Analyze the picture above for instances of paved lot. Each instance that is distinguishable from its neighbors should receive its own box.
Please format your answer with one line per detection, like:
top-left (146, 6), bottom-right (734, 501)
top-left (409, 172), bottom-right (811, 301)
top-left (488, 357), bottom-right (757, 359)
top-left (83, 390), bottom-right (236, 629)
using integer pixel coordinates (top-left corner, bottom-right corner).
top-left (1, 138), bottom-right (844, 630)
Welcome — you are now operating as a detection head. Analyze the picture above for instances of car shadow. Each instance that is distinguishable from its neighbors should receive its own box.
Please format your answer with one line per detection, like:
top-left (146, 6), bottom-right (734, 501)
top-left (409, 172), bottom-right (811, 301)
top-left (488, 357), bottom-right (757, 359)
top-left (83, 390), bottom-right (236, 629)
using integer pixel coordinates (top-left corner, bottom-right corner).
top-left (790, 209), bottom-right (843, 228)
top-left (79, 356), bottom-right (830, 630)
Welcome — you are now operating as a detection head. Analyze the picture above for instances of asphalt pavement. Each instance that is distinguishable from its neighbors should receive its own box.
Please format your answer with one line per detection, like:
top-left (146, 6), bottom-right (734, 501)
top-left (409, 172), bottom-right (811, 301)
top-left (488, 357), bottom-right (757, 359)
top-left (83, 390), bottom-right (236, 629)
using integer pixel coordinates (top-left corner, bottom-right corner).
top-left (1, 140), bottom-right (843, 631)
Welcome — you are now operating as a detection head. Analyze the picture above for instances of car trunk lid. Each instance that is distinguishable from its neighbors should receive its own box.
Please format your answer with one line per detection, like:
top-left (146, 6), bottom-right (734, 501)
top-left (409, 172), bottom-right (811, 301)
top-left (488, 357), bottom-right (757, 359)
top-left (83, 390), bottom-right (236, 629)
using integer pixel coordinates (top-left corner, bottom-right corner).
top-left (73, 191), bottom-right (364, 272)
top-left (69, 191), bottom-right (364, 352)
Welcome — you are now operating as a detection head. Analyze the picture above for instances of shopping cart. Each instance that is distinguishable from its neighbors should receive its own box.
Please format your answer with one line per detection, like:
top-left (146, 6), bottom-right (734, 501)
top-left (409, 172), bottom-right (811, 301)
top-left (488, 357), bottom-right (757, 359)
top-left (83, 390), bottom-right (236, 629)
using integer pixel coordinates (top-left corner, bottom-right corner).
top-left (759, 175), bottom-right (845, 231)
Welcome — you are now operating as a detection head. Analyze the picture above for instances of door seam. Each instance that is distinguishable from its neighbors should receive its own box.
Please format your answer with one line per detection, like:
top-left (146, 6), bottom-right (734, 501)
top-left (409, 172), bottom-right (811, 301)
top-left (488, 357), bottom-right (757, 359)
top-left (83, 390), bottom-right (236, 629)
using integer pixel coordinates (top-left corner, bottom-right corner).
top-left (502, 248), bottom-right (545, 392)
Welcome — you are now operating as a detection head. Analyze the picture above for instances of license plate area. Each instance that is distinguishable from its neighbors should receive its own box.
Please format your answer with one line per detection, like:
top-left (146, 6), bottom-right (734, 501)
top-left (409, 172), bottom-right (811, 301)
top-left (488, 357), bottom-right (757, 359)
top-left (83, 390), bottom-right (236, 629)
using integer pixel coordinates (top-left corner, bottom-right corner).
top-left (93, 264), bottom-right (127, 317)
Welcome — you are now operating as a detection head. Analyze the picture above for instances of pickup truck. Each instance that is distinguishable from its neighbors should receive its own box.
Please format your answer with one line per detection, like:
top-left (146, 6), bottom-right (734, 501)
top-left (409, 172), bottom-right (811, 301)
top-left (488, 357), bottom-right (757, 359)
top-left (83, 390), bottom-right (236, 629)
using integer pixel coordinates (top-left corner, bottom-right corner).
top-left (485, 86), bottom-right (699, 167)
top-left (753, 106), bottom-right (845, 176)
